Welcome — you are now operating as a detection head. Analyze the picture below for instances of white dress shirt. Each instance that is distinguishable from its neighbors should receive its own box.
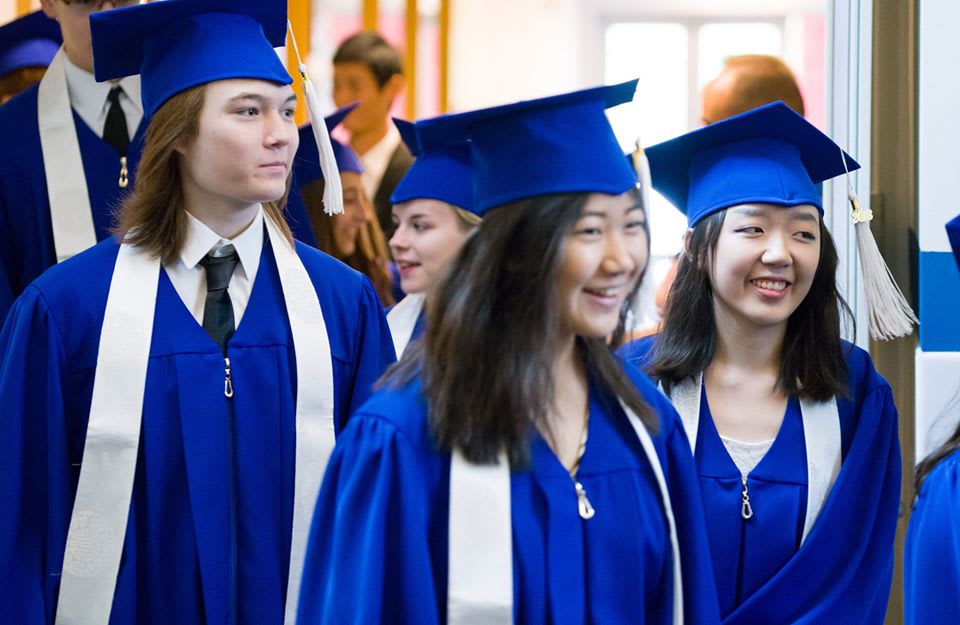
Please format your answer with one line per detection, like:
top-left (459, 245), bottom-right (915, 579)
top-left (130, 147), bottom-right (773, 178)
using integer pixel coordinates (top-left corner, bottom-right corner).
top-left (165, 209), bottom-right (264, 326)
top-left (62, 53), bottom-right (143, 138)
top-left (358, 123), bottom-right (401, 201)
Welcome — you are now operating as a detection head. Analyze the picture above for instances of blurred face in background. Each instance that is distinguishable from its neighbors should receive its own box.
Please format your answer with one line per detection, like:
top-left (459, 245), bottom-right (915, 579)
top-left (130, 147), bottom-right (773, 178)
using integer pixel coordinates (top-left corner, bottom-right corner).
top-left (333, 171), bottom-right (372, 256)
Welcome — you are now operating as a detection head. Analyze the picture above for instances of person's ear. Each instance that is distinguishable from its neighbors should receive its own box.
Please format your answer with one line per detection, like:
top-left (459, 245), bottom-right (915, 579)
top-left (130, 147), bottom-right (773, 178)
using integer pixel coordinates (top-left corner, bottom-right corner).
top-left (39, 0), bottom-right (58, 20)
top-left (382, 73), bottom-right (405, 101)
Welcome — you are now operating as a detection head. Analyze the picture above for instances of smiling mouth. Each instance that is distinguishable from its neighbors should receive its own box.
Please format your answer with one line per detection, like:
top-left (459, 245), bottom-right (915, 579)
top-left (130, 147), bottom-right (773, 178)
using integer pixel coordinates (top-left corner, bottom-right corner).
top-left (584, 286), bottom-right (622, 298)
top-left (750, 278), bottom-right (789, 292)
top-left (397, 261), bottom-right (420, 270)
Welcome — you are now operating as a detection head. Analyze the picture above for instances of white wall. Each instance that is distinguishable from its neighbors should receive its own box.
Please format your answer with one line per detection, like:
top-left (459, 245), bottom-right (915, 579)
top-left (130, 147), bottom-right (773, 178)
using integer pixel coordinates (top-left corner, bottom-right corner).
top-left (449, 0), bottom-right (582, 111)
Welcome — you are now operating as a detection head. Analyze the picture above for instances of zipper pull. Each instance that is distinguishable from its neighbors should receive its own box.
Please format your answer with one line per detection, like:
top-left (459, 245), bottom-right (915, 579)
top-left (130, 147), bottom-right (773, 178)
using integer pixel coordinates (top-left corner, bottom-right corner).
top-left (118, 156), bottom-right (128, 189)
top-left (224, 356), bottom-right (233, 398)
top-left (575, 481), bottom-right (595, 520)
top-left (741, 475), bottom-right (753, 520)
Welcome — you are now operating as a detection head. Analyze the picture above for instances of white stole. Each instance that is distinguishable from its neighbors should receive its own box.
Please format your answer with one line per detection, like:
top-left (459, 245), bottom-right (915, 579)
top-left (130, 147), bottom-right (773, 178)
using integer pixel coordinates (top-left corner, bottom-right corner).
top-left (667, 374), bottom-right (842, 543)
top-left (386, 292), bottom-right (424, 358)
top-left (37, 49), bottom-right (98, 263)
top-left (447, 401), bottom-right (684, 625)
top-left (55, 213), bottom-right (336, 625)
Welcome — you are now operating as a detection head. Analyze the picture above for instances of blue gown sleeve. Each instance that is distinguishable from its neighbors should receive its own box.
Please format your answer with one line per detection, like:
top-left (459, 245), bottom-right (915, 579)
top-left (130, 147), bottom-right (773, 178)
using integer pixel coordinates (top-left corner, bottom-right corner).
top-left (344, 278), bottom-right (396, 419)
top-left (905, 451), bottom-right (960, 625)
top-left (0, 288), bottom-right (74, 624)
top-left (297, 412), bottom-right (441, 625)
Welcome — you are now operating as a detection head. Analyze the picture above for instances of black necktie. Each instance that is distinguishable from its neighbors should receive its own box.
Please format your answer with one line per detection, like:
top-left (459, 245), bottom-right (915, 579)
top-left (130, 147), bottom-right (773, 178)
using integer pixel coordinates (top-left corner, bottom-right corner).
top-left (103, 86), bottom-right (130, 156)
top-left (200, 249), bottom-right (239, 355)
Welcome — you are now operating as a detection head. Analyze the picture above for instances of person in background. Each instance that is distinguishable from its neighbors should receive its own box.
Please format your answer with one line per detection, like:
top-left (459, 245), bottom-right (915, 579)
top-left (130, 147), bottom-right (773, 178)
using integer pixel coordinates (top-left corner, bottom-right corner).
top-left (385, 117), bottom-right (480, 356)
top-left (297, 81), bottom-right (721, 625)
top-left (294, 104), bottom-right (396, 307)
top-left (701, 54), bottom-right (805, 126)
top-left (332, 31), bottom-right (413, 238)
top-left (904, 212), bottom-right (960, 625)
top-left (0, 11), bottom-right (61, 104)
top-left (621, 102), bottom-right (900, 624)
top-left (0, 1), bottom-right (394, 622)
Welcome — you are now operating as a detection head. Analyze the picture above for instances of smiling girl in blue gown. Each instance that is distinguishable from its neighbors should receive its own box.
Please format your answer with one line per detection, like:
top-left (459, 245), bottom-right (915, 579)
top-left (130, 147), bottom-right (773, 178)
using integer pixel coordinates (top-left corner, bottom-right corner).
top-left (621, 102), bottom-right (901, 624)
top-left (297, 82), bottom-right (720, 625)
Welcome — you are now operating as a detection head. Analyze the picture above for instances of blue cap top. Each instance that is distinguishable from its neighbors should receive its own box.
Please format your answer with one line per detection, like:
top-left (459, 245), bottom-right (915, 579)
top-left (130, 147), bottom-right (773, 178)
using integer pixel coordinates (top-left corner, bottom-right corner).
top-left (646, 101), bottom-right (860, 226)
top-left (948, 213), bottom-right (960, 272)
top-left (294, 103), bottom-right (363, 186)
top-left (0, 11), bottom-right (61, 77)
top-left (390, 118), bottom-right (474, 213)
top-left (90, 0), bottom-right (291, 118)
top-left (415, 80), bottom-right (639, 215)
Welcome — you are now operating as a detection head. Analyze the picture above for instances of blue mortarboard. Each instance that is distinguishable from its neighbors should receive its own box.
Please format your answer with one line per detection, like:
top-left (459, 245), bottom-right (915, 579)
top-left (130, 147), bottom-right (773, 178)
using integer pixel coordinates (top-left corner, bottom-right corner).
top-left (294, 103), bottom-right (362, 186)
top-left (948, 214), bottom-right (960, 271)
top-left (415, 80), bottom-right (638, 215)
top-left (646, 101), bottom-right (860, 226)
top-left (90, 0), bottom-right (291, 118)
top-left (0, 11), bottom-right (61, 77)
top-left (390, 118), bottom-right (475, 213)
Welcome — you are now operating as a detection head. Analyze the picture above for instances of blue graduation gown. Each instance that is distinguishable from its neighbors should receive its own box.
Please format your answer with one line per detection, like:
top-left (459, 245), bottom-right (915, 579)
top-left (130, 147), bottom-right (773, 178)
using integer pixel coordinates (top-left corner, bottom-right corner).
top-left (297, 363), bottom-right (721, 625)
top-left (620, 338), bottom-right (901, 624)
top-left (0, 236), bottom-right (395, 625)
top-left (905, 448), bottom-right (960, 625)
top-left (0, 85), bottom-right (318, 323)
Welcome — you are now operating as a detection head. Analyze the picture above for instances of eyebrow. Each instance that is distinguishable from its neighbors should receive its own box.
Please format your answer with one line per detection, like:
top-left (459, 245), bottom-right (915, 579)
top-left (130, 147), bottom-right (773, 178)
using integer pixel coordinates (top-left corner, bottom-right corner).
top-left (731, 205), bottom-right (819, 223)
top-left (581, 203), bottom-right (646, 219)
top-left (228, 93), bottom-right (298, 105)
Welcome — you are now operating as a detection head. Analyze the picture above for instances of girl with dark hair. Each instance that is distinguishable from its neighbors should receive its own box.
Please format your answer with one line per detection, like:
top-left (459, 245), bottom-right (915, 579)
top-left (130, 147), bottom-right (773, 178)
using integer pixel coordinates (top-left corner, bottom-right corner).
top-left (294, 105), bottom-right (396, 307)
top-left (621, 102), bottom-right (901, 624)
top-left (0, 2), bottom-right (395, 624)
top-left (385, 118), bottom-right (480, 357)
top-left (905, 213), bottom-right (960, 625)
top-left (297, 82), bottom-right (720, 625)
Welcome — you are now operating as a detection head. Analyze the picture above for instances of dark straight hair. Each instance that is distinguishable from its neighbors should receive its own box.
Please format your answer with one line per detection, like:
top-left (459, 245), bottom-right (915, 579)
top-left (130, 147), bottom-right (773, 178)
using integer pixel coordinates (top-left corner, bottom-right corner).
top-left (385, 189), bottom-right (655, 466)
top-left (648, 208), bottom-right (852, 402)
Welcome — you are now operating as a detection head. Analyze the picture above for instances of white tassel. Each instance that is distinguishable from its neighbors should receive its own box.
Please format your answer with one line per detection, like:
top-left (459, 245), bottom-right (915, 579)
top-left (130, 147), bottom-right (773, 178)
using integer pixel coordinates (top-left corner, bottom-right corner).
top-left (841, 148), bottom-right (917, 340)
top-left (287, 21), bottom-right (343, 216)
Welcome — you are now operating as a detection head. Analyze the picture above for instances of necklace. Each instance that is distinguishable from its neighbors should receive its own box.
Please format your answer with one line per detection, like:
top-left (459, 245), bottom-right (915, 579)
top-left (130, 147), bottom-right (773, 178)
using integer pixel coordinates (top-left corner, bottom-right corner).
top-left (569, 400), bottom-right (594, 519)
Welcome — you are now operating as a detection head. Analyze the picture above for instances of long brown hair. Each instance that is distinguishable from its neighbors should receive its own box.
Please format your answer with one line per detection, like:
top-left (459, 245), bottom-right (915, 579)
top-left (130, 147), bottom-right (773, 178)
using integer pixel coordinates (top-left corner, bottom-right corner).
top-left (386, 190), bottom-right (656, 467)
top-left (114, 84), bottom-right (292, 264)
top-left (648, 209), bottom-right (852, 402)
top-left (300, 178), bottom-right (395, 306)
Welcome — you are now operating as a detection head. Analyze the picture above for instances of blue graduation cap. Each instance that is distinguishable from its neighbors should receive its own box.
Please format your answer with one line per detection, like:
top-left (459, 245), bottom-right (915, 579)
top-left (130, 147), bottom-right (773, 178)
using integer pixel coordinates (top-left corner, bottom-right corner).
top-left (390, 118), bottom-right (475, 213)
top-left (0, 11), bottom-right (61, 77)
top-left (948, 213), bottom-right (960, 271)
top-left (646, 101), bottom-right (860, 226)
top-left (89, 0), bottom-right (291, 118)
top-left (415, 80), bottom-right (638, 215)
top-left (294, 103), bottom-right (362, 186)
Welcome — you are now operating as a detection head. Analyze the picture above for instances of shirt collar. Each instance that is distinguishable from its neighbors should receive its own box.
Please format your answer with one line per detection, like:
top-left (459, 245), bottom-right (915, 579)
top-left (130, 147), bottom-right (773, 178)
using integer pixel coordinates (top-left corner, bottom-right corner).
top-left (358, 124), bottom-right (401, 198)
top-left (62, 52), bottom-right (143, 124)
top-left (178, 207), bottom-right (264, 278)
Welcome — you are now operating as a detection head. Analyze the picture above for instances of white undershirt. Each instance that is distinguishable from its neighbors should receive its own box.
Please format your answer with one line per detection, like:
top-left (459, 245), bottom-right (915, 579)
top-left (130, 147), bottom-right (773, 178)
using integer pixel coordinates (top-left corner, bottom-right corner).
top-left (358, 123), bottom-right (401, 201)
top-left (62, 52), bottom-right (143, 138)
top-left (720, 435), bottom-right (775, 478)
top-left (164, 209), bottom-right (264, 326)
